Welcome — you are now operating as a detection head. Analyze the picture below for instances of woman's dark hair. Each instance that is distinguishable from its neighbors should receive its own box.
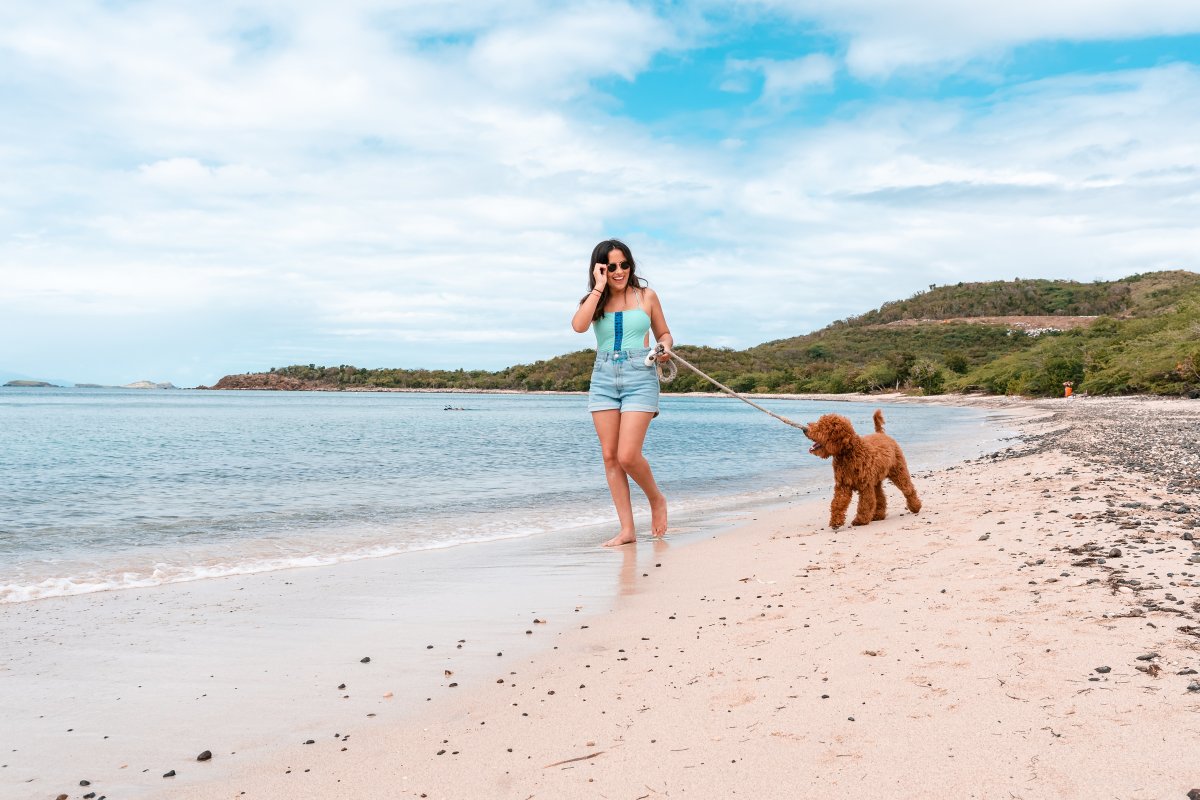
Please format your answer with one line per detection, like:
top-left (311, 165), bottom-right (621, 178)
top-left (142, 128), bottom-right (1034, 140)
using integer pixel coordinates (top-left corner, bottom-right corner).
top-left (581, 239), bottom-right (647, 322)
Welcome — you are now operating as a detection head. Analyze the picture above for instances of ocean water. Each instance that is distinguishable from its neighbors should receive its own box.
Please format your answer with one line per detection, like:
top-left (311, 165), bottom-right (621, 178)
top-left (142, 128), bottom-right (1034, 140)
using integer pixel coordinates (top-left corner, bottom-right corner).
top-left (0, 388), bottom-right (1006, 603)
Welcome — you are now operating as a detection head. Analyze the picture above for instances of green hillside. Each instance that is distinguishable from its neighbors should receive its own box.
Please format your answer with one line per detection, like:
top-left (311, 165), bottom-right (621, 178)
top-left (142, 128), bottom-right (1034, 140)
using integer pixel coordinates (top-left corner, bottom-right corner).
top-left (218, 270), bottom-right (1200, 397)
top-left (956, 274), bottom-right (1200, 397)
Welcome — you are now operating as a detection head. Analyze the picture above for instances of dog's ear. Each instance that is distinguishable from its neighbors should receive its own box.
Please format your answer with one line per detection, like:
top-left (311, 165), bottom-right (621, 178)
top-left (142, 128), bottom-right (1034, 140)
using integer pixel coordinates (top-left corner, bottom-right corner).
top-left (822, 415), bottom-right (857, 455)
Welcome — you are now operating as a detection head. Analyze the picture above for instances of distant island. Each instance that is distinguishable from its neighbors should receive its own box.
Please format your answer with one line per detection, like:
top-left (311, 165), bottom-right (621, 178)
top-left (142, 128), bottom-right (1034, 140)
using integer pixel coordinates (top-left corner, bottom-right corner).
top-left (2, 380), bottom-right (177, 389)
top-left (122, 381), bottom-right (177, 390)
top-left (207, 269), bottom-right (1198, 399)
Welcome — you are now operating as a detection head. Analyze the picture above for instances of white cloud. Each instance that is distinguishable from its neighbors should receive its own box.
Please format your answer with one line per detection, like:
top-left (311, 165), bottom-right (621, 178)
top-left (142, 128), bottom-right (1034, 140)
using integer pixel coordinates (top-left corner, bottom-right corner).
top-left (722, 53), bottom-right (837, 104)
top-left (0, 2), bottom-right (1199, 384)
top-left (734, 0), bottom-right (1200, 77)
top-left (469, 3), bottom-right (676, 97)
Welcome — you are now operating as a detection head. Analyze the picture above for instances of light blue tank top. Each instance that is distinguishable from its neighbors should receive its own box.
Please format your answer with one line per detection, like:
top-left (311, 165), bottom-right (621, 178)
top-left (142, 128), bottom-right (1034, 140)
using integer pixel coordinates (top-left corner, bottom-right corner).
top-left (593, 294), bottom-right (652, 352)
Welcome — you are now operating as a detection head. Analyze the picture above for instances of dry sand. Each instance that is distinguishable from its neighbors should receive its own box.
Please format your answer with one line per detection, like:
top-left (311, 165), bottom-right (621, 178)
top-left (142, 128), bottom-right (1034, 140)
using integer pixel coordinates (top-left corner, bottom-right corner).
top-left (162, 395), bottom-right (1199, 799)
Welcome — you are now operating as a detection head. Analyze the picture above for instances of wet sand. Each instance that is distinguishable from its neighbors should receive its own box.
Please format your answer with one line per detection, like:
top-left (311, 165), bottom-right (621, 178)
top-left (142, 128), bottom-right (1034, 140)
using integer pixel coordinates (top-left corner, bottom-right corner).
top-left (9, 395), bottom-right (1200, 798)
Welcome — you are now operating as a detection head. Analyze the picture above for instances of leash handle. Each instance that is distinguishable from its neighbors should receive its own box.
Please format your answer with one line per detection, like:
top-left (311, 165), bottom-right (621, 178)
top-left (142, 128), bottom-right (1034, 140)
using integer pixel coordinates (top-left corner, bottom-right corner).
top-left (643, 343), bottom-right (665, 367)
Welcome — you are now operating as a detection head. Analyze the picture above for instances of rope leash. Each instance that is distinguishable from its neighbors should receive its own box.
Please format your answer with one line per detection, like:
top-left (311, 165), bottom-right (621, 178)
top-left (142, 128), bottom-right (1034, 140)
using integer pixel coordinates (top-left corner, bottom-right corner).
top-left (644, 345), bottom-right (808, 434)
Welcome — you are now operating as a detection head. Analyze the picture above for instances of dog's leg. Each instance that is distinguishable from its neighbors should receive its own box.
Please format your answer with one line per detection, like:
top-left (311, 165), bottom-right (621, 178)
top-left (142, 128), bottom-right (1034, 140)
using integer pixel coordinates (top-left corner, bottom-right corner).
top-left (889, 456), bottom-right (922, 514)
top-left (851, 486), bottom-right (876, 526)
top-left (872, 482), bottom-right (887, 520)
top-left (830, 484), bottom-right (852, 528)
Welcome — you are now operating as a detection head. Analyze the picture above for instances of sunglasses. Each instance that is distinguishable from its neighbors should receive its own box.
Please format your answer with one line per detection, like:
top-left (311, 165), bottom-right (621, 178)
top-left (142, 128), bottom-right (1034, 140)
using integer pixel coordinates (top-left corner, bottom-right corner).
top-left (606, 262), bottom-right (632, 271)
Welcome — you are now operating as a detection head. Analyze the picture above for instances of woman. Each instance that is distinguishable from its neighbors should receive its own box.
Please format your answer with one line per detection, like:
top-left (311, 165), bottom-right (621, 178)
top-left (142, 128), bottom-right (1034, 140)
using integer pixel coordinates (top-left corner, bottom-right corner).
top-left (571, 239), bottom-right (673, 547)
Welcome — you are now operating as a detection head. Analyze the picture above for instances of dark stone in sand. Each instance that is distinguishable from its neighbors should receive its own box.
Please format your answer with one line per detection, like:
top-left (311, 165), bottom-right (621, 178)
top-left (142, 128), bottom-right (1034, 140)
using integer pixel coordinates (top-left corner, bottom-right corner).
top-left (1179, 668), bottom-right (1198, 675)
top-left (1109, 548), bottom-right (1122, 558)
top-left (1095, 666), bottom-right (1111, 673)
top-left (163, 770), bottom-right (176, 778)
top-left (80, 780), bottom-right (91, 786)
top-left (360, 656), bottom-right (371, 663)
top-left (1184, 533), bottom-right (1195, 541)
top-left (338, 683), bottom-right (346, 689)
top-left (1189, 683), bottom-right (1200, 692)
top-left (1188, 790), bottom-right (1200, 800)
top-left (197, 750), bottom-right (212, 761)
top-left (304, 739), bottom-right (315, 745)
top-left (1136, 653), bottom-right (1159, 661)
top-left (83, 794), bottom-right (95, 799)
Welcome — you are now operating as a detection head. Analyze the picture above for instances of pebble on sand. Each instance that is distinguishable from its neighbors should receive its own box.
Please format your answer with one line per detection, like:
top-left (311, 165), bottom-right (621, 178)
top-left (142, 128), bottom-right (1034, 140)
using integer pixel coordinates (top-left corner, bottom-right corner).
top-left (197, 750), bottom-right (212, 761)
top-left (163, 770), bottom-right (176, 778)
top-left (360, 656), bottom-right (371, 663)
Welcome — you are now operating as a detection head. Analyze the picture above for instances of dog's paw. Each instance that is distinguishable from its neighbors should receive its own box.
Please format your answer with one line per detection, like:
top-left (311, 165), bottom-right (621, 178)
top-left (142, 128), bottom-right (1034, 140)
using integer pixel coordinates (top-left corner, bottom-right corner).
top-left (851, 519), bottom-right (869, 527)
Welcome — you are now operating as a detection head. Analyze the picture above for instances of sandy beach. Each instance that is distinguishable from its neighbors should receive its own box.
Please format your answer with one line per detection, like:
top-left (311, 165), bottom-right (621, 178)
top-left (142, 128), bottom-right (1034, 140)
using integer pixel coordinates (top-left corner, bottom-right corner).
top-left (7, 395), bottom-right (1200, 799)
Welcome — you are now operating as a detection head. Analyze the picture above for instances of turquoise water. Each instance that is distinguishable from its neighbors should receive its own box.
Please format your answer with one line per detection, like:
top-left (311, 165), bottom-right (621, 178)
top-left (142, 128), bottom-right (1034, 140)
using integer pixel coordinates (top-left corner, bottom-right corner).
top-left (0, 388), bottom-right (1003, 602)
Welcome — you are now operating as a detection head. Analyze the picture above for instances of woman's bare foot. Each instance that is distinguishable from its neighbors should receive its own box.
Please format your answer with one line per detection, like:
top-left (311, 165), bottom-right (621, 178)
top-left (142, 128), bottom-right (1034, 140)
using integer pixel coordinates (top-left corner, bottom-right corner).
top-left (603, 529), bottom-right (637, 547)
top-left (649, 492), bottom-right (668, 538)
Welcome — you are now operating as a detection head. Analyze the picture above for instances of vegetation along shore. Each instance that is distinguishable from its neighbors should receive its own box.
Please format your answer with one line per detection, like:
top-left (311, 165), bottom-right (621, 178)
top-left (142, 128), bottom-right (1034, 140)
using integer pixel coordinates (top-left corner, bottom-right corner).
top-left (207, 271), bottom-right (1200, 398)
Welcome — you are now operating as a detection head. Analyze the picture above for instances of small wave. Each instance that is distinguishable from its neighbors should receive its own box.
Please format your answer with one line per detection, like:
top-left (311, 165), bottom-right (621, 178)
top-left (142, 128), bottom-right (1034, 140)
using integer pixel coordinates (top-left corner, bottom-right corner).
top-left (0, 515), bottom-right (621, 604)
top-left (0, 472), bottom-right (846, 605)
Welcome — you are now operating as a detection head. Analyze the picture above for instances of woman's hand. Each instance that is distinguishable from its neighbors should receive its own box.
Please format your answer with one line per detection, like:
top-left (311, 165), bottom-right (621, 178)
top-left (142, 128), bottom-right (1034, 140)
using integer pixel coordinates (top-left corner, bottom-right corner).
top-left (655, 345), bottom-right (673, 363)
top-left (592, 262), bottom-right (608, 291)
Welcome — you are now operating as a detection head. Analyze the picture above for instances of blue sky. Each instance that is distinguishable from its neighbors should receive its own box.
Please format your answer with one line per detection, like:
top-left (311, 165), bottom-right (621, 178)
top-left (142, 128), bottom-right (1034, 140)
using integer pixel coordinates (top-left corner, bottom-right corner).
top-left (1, 1), bottom-right (1199, 386)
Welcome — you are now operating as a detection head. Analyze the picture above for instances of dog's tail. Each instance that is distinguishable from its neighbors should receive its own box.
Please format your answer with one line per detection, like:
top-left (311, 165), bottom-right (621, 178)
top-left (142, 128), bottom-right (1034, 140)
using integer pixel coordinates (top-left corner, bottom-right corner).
top-left (873, 409), bottom-right (885, 433)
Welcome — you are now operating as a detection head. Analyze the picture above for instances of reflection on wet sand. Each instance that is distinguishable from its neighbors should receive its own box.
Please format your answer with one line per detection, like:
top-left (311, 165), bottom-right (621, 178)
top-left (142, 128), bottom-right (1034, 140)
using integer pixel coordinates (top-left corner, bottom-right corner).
top-left (617, 537), bottom-right (670, 599)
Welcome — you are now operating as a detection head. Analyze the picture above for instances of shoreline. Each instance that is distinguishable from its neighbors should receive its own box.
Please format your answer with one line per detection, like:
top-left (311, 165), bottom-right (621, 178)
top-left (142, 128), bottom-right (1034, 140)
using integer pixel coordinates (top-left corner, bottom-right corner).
top-left (0, 396), bottom-right (1000, 607)
top-left (6, 396), bottom-right (1198, 799)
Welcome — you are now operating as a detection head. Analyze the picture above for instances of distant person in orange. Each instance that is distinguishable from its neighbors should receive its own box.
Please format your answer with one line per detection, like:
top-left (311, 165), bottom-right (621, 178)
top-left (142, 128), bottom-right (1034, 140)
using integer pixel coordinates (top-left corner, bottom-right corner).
top-left (1063, 381), bottom-right (1074, 398)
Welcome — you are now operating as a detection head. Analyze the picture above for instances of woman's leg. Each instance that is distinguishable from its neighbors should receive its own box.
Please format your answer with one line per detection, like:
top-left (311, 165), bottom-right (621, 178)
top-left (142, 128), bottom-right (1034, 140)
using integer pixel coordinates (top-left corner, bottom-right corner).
top-left (616, 411), bottom-right (668, 538)
top-left (592, 409), bottom-right (636, 546)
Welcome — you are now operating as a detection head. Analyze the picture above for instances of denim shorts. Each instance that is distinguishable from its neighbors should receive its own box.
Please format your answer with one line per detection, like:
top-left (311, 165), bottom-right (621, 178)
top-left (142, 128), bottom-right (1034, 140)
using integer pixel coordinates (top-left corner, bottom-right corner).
top-left (588, 348), bottom-right (660, 414)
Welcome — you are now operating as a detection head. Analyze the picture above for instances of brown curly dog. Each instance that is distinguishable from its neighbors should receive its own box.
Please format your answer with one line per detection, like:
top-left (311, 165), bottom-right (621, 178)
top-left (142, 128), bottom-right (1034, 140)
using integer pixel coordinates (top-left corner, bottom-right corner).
top-left (804, 409), bottom-right (922, 529)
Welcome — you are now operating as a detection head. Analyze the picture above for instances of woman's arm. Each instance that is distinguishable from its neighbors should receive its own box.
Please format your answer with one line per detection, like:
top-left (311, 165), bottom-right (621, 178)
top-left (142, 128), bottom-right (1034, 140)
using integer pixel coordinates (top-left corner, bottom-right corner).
top-left (571, 289), bottom-right (603, 332)
top-left (572, 263), bottom-right (608, 333)
top-left (647, 289), bottom-right (673, 356)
